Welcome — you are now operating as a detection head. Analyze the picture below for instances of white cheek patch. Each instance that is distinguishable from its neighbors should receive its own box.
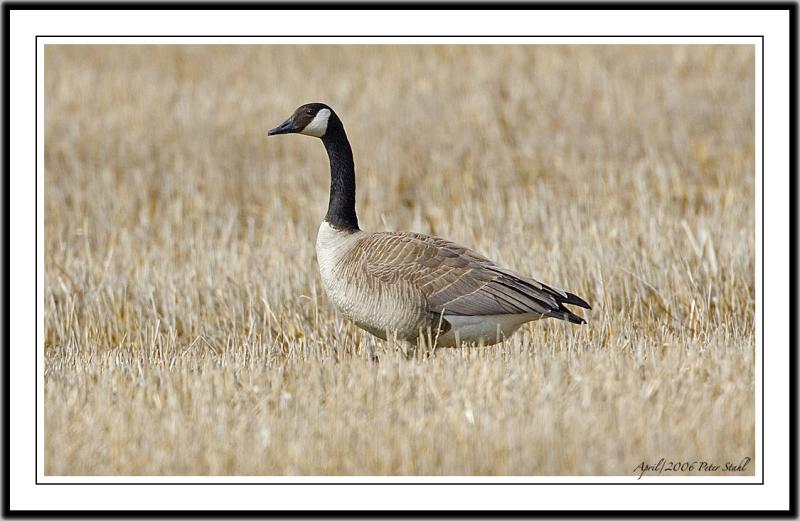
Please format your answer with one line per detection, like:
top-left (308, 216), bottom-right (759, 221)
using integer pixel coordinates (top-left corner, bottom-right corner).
top-left (301, 108), bottom-right (331, 137)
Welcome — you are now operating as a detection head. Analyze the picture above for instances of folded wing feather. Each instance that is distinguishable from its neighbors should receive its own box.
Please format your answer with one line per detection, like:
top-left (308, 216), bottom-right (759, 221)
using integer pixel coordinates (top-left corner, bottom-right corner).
top-left (360, 231), bottom-right (588, 320)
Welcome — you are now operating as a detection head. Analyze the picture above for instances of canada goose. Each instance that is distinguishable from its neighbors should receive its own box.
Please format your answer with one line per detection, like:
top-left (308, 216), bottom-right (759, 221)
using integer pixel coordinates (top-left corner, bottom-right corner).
top-left (268, 103), bottom-right (590, 347)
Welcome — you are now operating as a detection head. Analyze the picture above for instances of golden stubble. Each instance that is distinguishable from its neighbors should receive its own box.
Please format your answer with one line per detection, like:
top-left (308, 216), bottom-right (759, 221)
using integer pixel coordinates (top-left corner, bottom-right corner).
top-left (44, 44), bottom-right (755, 476)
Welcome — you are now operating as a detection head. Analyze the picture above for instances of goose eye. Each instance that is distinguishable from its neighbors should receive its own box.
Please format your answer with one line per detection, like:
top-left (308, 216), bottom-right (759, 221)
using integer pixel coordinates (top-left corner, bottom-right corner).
top-left (306, 109), bottom-right (314, 116)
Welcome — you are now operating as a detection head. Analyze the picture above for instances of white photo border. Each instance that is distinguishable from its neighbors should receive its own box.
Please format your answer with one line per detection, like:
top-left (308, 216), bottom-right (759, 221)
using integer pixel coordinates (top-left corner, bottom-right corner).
top-left (8, 7), bottom-right (790, 513)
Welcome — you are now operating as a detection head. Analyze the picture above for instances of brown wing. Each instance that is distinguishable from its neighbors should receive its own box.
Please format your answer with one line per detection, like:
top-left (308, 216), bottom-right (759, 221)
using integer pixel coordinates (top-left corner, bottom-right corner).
top-left (360, 231), bottom-right (590, 323)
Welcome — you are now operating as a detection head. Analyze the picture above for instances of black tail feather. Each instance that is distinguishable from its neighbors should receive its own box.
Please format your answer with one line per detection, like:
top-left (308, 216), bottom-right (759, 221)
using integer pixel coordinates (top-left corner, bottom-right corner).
top-left (548, 292), bottom-right (589, 324)
top-left (547, 308), bottom-right (586, 324)
top-left (562, 291), bottom-right (591, 310)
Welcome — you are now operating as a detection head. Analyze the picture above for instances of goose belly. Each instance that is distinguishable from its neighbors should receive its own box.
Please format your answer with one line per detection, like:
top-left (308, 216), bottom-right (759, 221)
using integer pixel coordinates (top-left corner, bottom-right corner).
top-left (316, 223), bottom-right (426, 340)
top-left (435, 314), bottom-right (540, 347)
top-left (320, 267), bottom-right (426, 340)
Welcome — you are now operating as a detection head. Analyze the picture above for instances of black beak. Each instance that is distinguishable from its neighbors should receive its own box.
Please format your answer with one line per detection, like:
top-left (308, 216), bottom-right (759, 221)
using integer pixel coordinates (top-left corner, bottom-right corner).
top-left (268, 117), bottom-right (299, 136)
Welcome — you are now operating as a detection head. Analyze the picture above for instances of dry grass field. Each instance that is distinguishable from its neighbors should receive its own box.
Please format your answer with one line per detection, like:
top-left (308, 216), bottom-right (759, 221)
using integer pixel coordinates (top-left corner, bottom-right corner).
top-left (44, 45), bottom-right (755, 476)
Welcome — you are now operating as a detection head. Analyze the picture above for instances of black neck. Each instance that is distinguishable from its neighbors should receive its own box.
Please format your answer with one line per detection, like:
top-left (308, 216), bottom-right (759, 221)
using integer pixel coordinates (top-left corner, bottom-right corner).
top-left (321, 115), bottom-right (359, 231)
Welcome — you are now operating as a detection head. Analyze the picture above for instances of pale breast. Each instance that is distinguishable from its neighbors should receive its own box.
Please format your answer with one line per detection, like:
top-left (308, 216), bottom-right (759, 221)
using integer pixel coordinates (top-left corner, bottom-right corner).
top-left (315, 222), bottom-right (429, 340)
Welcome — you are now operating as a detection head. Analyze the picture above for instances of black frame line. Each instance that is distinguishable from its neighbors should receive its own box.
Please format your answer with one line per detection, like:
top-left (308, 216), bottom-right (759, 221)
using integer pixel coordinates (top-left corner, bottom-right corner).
top-left (790, 3), bottom-right (799, 517)
top-left (29, 34), bottom-right (766, 486)
top-left (35, 34), bottom-right (765, 37)
top-left (2, 0), bottom-right (799, 9)
top-left (2, 2), bottom-right (9, 519)
top-left (3, 5), bottom-right (785, 515)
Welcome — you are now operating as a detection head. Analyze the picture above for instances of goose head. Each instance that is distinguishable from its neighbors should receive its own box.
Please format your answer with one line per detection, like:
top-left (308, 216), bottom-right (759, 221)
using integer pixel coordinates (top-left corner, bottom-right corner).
top-left (268, 103), bottom-right (333, 138)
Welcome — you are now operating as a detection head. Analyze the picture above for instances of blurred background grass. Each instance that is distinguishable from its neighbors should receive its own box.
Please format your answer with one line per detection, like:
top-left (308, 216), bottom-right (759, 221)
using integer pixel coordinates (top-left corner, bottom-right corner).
top-left (44, 45), bottom-right (755, 475)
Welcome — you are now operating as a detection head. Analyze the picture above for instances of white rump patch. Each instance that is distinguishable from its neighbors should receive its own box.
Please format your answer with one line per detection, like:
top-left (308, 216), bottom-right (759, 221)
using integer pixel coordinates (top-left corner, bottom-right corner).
top-left (435, 314), bottom-right (541, 346)
top-left (301, 108), bottom-right (331, 137)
